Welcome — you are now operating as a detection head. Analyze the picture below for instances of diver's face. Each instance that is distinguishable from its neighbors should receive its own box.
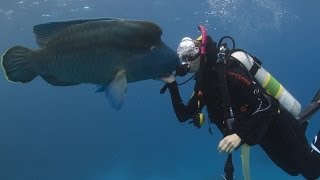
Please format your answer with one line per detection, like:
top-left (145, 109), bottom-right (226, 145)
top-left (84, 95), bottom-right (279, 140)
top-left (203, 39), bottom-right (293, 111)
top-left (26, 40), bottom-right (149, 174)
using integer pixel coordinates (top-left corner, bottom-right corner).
top-left (188, 56), bottom-right (200, 73)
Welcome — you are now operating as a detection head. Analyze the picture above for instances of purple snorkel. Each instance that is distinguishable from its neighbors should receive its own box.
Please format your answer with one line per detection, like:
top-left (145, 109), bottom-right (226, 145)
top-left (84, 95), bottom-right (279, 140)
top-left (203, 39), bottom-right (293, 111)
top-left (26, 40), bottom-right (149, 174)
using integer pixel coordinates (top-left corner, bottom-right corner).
top-left (198, 25), bottom-right (207, 56)
top-left (196, 25), bottom-right (207, 96)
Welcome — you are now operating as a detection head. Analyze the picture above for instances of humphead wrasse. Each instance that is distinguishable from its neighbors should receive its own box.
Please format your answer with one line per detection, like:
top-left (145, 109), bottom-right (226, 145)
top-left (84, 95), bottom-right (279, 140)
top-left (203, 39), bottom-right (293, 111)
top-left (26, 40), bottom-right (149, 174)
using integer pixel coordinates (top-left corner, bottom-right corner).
top-left (1, 18), bottom-right (179, 109)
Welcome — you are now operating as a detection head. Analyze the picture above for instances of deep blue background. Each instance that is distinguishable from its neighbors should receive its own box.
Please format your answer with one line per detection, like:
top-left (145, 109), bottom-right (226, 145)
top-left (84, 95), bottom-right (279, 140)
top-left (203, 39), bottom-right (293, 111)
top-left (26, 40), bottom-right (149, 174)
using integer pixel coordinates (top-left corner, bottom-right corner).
top-left (0, 0), bottom-right (319, 179)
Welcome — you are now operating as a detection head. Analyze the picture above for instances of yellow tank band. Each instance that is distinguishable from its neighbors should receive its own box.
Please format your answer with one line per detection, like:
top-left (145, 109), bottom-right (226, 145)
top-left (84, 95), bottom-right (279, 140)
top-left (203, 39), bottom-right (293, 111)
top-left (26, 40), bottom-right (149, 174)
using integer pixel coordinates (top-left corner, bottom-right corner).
top-left (262, 73), bottom-right (271, 88)
top-left (264, 75), bottom-right (281, 97)
top-left (275, 85), bottom-right (284, 99)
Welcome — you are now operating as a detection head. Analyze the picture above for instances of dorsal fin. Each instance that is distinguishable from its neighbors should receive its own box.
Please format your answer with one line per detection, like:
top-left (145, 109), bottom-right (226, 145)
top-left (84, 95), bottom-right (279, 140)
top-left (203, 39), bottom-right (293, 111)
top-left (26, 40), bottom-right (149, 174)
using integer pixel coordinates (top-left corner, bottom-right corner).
top-left (33, 18), bottom-right (120, 48)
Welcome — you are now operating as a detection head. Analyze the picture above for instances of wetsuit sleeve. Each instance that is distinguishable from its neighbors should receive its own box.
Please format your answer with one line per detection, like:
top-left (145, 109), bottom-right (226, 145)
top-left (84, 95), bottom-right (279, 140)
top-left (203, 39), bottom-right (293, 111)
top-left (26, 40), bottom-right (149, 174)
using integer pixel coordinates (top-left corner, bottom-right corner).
top-left (226, 67), bottom-right (276, 145)
top-left (167, 81), bottom-right (199, 122)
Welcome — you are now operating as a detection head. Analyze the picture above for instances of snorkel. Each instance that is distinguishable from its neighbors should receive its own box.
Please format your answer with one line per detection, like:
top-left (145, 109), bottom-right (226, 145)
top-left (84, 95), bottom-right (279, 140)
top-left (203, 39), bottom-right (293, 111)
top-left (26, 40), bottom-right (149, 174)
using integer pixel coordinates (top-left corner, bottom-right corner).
top-left (196, 25), bottom-right (207, 96)
top-left (190, 25), bottom-right (208, 130)
top-left (198, 25), bottom-right (207, 56)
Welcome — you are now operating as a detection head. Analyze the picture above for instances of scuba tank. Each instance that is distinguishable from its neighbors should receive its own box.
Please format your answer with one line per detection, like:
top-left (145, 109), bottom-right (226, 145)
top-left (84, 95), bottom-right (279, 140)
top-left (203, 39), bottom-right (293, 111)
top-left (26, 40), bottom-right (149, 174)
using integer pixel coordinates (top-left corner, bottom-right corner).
top-left (230, 50), bottom-right (302, 117)
top-left (217, 36), bottom-right (302, 117)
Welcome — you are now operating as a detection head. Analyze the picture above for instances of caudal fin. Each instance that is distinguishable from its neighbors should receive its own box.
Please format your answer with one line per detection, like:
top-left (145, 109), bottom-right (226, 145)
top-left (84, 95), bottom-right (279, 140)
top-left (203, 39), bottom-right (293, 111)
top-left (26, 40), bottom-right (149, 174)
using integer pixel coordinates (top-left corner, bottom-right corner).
top-left (1, 46), bottom-right (37, 83)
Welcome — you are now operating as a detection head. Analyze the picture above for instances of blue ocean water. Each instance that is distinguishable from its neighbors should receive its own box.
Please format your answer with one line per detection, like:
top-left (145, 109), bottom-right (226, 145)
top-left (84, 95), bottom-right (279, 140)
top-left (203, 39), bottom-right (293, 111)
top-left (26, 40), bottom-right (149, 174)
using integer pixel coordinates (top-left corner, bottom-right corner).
top-left (0, 0), bottom-right (319, 180)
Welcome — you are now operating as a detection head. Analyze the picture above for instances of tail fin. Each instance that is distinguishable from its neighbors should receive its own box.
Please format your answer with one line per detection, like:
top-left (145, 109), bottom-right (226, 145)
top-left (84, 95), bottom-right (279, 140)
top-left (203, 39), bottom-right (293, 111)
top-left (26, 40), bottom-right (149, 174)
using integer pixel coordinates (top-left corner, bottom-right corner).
top-left (1, 46), bottom-right (37, 83)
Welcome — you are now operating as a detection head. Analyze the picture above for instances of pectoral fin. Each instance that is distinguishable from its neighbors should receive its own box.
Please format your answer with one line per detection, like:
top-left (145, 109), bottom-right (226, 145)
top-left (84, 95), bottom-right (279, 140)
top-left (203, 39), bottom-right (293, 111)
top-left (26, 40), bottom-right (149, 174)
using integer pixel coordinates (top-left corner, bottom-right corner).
top-left (105, 69), bottom-right (127, 110)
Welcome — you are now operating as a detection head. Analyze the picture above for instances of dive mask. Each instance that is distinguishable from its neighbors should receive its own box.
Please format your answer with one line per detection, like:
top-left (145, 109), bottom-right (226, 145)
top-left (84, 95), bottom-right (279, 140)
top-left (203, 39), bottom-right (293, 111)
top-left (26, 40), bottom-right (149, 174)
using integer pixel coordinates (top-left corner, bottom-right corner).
top-left (176, 37), bottom-right (201, 76)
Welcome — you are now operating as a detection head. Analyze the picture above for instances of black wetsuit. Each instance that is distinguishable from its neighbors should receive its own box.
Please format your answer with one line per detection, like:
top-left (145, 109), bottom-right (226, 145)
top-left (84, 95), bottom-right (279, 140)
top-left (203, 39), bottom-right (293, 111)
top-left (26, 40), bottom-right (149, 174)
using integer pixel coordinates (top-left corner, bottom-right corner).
top-left (166, 38), bottom-right (320, 179)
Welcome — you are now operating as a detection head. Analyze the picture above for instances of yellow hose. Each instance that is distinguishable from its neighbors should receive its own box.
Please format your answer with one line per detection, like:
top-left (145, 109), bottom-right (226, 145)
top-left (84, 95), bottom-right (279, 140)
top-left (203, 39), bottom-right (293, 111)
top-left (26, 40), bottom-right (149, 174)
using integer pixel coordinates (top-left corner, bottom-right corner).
top-left (241, 144), bottom-right (251, 180)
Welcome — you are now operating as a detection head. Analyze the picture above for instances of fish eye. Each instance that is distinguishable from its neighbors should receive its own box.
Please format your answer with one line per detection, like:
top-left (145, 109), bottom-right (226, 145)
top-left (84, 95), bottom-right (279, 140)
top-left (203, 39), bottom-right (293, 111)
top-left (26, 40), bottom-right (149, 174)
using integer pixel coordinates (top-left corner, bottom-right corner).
top-left (150, 46), bottom-right (157, 52)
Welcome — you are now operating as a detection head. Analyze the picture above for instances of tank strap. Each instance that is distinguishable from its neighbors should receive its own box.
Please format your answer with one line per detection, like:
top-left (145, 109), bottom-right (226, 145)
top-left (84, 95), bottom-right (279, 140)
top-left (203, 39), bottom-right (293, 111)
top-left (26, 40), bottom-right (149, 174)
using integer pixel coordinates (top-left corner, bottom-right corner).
top-left (216, 60), bottom-right (236, 131)
top-left (226, 48), bottom-right (263, 77)
top-left (249, 56), bottom-right (262, 76)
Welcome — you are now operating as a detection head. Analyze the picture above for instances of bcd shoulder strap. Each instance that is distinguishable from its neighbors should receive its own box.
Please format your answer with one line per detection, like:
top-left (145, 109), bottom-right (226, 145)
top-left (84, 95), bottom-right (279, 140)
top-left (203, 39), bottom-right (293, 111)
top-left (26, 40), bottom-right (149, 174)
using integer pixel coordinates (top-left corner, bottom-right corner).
top-left (226, 48), bottom-right (263, 77)
top-left (215, 60), bottom-right (236, 134)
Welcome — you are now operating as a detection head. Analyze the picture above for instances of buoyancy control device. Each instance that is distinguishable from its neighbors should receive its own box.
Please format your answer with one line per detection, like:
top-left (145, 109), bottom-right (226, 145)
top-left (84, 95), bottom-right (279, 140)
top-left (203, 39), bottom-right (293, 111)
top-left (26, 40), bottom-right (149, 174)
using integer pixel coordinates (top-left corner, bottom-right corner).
top-left (219, 36), bottom-right (302, 117)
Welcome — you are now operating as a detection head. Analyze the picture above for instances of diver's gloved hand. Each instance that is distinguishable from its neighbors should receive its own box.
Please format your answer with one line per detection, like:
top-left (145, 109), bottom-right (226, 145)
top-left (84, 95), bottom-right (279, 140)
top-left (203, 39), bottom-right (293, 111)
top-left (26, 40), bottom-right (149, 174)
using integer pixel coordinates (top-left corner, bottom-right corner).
top-left (160, 73), bottom-right (175, 83)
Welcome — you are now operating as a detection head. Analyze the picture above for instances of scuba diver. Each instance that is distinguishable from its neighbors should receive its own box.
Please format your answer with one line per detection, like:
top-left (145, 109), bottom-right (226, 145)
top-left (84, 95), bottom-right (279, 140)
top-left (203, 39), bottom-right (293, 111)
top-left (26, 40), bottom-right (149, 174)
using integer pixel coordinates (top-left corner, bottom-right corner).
top-left (160, 25), bottom-right (320, 179)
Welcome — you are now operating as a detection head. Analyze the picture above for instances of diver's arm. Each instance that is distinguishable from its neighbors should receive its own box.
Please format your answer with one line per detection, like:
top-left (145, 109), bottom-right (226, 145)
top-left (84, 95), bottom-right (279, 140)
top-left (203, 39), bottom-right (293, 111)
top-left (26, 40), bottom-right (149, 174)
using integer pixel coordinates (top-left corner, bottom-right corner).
top-left (167, 81), bottom-right (198, 122)
top-left (227, 67), bottom-right (276, 145)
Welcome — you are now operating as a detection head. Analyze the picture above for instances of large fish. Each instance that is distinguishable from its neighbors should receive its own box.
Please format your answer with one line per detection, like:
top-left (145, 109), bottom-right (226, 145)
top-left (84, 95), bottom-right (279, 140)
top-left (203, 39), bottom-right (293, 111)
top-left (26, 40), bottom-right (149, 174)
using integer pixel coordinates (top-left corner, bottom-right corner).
top-left (1, 18), bottom-right (179, 109)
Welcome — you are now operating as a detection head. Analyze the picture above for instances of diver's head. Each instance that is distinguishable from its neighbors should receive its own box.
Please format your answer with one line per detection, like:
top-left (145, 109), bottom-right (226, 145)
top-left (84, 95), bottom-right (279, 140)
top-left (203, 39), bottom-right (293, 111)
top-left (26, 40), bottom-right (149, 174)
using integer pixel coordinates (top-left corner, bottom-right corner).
top-left (176, 37), bottom-right (201, 76)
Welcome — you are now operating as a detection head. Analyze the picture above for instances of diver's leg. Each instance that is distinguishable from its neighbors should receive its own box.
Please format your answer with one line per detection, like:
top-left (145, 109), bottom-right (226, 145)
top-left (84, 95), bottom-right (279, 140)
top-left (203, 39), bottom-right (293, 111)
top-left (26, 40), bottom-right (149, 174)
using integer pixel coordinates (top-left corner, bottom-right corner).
top-left (260, 108), bottom-right (320, 179)
top-left (259, 111), bottom-right (301, 176)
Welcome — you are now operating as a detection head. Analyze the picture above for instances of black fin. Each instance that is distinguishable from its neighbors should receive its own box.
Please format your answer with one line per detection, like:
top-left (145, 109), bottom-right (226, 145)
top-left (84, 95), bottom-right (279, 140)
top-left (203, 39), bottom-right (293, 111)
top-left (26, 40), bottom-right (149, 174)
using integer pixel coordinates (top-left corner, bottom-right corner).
top-left (33, 18), bottom-right (120, 47)
top-left (298, 89), bottom-right (320, 125)
top-left (40, 74), bottom-right (79, 86)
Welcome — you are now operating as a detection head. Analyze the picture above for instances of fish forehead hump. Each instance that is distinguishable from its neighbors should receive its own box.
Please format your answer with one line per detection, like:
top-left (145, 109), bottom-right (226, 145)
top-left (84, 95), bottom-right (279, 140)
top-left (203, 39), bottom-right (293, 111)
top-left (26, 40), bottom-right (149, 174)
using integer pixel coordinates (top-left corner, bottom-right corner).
top-left (93, 19), bottom-right (163, 48)
top-left (34, 18), bottom-right (163, 49)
